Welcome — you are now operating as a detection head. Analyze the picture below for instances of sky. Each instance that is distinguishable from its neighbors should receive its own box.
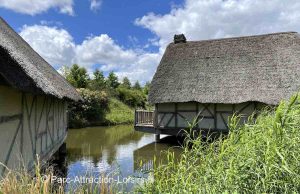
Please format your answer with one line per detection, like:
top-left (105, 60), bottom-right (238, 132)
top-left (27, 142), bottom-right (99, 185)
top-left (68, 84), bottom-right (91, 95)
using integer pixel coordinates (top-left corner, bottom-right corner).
top-left (1, 0), bottom-right (300, 84)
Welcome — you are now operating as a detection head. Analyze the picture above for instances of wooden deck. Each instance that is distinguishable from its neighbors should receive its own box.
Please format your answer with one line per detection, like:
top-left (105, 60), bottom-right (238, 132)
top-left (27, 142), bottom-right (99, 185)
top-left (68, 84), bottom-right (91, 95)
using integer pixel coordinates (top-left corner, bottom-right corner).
top-left (134, 110), bottom-right (155, 133)
top-left (134, 109), bottom-right (229, 137)
top-left (134, 110), bottom-right (196, 136)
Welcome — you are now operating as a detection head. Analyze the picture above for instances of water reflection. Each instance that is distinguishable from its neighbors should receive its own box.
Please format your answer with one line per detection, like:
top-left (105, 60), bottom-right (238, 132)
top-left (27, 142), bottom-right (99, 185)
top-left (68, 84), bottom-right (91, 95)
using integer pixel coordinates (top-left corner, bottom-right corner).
top-left (133, 136), bottom-right (182, 172)
top-left (65, 125), bottom-right (182, 190)
top-left (66, 125), bottom-right (145, 166)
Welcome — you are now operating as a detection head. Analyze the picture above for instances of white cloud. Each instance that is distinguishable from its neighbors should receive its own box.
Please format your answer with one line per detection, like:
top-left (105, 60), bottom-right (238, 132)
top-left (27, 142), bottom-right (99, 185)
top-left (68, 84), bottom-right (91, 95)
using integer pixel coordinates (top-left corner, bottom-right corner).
top-left (90, 0), bottom-right (102, 12)
top-left (19, 0), bottom-right (300, 83)
top-left (75, 34), bottom-right (136, 68)
top-left (19, 25), bottom-right (76, 68)
top-left (19, 25), bottom-right (161, 84)
top-left (135, 0), bottom-right (300, 50)
top-left (0, 0), bottom-right (74, 15)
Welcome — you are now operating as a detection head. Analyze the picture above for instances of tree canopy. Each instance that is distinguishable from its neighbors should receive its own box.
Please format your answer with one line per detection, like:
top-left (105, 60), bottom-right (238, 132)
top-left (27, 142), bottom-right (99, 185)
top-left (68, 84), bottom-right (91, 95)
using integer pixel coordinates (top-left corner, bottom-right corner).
top-left (133, 81), bottom-right (142, 90)
top-left (143, 81), bottom-right (151, 95)
top-left (107, 71), bottom-right (120, 89)
top-left (121, 77), bottom-right (131, 89)
top-left (66, 64), bottom-right (89, 88)
top-left (89, 69), bottom-right (106, 90)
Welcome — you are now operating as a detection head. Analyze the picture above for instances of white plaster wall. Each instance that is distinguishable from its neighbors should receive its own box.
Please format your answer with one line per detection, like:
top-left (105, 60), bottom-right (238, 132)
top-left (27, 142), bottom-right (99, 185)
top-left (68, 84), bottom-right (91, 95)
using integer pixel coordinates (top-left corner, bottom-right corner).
top-left (0, 86), bottom-right (67, 174)
top-left (157, 102), bottom-right (264, 130)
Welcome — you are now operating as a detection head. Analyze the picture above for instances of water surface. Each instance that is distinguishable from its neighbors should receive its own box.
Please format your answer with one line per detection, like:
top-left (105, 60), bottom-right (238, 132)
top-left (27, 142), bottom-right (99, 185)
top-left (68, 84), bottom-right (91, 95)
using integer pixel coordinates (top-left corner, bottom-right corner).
top-left (64, 125), bottom-right (182, 190)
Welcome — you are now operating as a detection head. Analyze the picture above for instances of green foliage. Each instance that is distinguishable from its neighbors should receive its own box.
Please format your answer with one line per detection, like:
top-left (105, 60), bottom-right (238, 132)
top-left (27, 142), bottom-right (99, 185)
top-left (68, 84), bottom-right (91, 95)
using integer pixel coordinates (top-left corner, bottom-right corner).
top-left (138, 94), bottom-right (300, 193)
top-left (121, 77), bottom-right (131, 89)
top-left (133, 81), bottom-right (142, 90)
top-left (116, 86), bottom-right (146, 108)
top-left (107, 71), bottom-right (120, 89)
top-left (143, 81), bottom-right (151, 95)
top-left (89, 69), bottom-right (106, 90)
top-left (64, 64), bottom-right (149, 127)
top-left (69, 88), bottom-right (109, 128)
top-left (66, 64), bottom-right (89, 88)
top-left (104, 98), bottom-right (134, 125)
top-left (68, 89), bottom-right (134, 127)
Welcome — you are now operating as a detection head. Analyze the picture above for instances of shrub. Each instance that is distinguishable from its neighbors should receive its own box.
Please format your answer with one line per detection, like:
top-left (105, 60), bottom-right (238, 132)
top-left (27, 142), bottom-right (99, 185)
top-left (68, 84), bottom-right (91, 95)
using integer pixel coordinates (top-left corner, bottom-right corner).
top-left (104, 98), bottom-right (134, 125)
top-left (116, 86), bottom-right (146, 108)
top-left (138, 94), bottom-right (300, 193)
top-left (68, 88), bottom-right (109, 128)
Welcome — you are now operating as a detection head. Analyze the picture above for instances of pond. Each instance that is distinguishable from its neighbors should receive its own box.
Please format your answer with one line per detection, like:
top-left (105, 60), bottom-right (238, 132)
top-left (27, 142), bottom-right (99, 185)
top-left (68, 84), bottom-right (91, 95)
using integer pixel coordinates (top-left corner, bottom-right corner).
top-left (62, 125), bottom-right (182, 191)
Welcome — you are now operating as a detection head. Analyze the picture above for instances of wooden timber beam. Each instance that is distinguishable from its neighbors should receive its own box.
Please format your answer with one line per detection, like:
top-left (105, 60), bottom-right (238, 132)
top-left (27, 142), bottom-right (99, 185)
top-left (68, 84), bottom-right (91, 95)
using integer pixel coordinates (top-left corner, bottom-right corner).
top-left (0, 114), bottom-right (22, 124)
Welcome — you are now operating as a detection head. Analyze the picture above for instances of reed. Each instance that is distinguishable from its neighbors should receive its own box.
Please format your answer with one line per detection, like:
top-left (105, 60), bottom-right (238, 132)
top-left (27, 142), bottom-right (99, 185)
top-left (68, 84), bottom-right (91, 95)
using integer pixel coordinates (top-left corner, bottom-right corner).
top-left (138, 94), bottom-right (300, 193)
top-left (0, 159), bottom-right (116, 194)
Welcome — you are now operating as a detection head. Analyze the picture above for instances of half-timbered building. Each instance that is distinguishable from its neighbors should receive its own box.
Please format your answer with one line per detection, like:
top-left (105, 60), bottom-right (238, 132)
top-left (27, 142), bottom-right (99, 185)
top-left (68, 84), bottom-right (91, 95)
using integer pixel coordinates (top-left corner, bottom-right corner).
top-left (135, 32), bottom-right (300, 138)
top-left (0, 17), bottom-right (81, 175)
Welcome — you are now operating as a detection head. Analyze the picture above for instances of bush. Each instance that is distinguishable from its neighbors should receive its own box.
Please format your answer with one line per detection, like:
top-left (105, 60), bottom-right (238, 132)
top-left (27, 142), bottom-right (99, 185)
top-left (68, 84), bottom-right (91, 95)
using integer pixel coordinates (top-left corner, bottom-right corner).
top-left (138, 94), bottom-right (300, 193)
top-left (68, 88), bottom-right (109, 128)
top-left (104, 98), bottom-right (134, 125)
top-left (116, 86), bottom-right (146, 108)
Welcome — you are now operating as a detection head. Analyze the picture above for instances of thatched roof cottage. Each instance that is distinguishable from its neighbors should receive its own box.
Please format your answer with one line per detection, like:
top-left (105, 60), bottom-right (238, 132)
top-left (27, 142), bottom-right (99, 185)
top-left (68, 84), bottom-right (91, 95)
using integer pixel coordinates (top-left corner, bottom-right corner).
top-left (135, 32), bottom-right (300, 137)
top-left (0, 17), bottom-right (81, 175)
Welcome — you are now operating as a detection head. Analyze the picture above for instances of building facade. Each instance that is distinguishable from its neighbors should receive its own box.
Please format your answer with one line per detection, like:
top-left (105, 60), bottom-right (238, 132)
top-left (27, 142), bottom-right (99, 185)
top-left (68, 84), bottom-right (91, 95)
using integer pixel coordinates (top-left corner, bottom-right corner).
top-left (0, 17), bottom-right (81, 175)
top-left (136, 32), bottom-right (300, 137)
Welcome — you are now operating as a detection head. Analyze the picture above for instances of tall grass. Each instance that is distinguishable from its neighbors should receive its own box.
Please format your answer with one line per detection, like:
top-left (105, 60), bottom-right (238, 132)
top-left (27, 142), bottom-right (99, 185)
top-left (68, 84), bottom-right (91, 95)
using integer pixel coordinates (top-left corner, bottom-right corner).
top-left (0, 159), bottom-right (116, 194)
top-left (105, 98), bottom-right (134, 125)
top-left (138, 94), bottom-right (300, 193)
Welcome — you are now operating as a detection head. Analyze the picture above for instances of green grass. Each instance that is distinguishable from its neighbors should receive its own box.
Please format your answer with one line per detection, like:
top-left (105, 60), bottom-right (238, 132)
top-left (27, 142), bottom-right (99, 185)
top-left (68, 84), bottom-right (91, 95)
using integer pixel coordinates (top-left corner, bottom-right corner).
top-left (105, 98), bottom-right (134, 125)
top-left (137, 94), bottom-right (300, 193)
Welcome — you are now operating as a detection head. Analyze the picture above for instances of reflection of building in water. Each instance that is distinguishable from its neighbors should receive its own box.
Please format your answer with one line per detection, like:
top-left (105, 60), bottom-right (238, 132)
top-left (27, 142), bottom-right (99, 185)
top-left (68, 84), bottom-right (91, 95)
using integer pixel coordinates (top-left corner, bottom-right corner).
top-left (133, 136), bottom-right (182, 172)
top-left (66, 125), bottom-right (145, 166)
top-left (50, 143), bottom-right (68, 179)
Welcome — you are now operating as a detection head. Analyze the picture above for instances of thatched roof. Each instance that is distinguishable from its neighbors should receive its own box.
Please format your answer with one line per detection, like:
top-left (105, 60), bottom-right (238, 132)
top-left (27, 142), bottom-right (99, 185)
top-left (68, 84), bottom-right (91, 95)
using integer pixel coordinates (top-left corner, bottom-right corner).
top-left (149, 32), bottom-right (300, 105)
top-left (0, 17), bottom-right (81, 101)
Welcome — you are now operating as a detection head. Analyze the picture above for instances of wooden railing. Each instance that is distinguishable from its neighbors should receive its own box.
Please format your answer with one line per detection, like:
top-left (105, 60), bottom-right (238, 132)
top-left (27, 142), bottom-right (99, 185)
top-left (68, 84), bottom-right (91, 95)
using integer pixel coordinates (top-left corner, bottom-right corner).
top-left (134, 110), bottom-right (154, 126)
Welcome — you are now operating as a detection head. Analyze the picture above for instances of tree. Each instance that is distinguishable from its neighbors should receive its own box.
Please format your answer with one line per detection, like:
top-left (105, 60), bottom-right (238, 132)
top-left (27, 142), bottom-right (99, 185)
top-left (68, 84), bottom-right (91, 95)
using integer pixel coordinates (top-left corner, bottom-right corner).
top-left (107, 71), bottom-right (120, 89)
top-left (133, 81), bottom-right (142, 90)
top-left (143, 81), bottom-right (151, 95)
top-left (121, 77), bottom-right (131, 89)
top-left (68, 88), bottom-right (109, 128)
top-left (66, 64), bottom-right (89, 88)
top-left (89, 69), bottom-right (106, 90)
top-left (59, 65), bottom-right (70, 78)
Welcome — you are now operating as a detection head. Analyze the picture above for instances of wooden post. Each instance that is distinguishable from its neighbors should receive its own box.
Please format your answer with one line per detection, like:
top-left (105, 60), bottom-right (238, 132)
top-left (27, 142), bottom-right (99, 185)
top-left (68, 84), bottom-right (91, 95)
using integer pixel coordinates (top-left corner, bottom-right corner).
top-left (175, 103), bottom-right (178, 128)
top-left (196, 102), bottom-right (199, 129)
top-left (253, 102), bottom-right (257, 119)
top-left (214, 104), bottom-right (217, 130)
top-left (155, 134), bottom-right (160, 142)
top-left (154, 104), bottom-right (158, 128)
top-left (134, 110), bottom-right (136, 125)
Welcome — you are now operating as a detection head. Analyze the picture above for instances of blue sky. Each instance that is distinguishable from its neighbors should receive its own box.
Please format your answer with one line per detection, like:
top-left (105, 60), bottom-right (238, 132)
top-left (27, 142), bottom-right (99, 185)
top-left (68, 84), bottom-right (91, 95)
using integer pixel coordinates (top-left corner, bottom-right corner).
top-left (1, 0), bottom-right (181, 51)
top-left (1, 0), bottom-right (300, 83)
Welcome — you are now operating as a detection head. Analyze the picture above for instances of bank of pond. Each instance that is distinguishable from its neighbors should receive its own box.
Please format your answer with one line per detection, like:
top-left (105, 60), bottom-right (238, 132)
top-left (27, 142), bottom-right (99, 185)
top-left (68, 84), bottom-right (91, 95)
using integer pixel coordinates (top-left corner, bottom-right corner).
top-left (68, 93), bottom-right (136, 128)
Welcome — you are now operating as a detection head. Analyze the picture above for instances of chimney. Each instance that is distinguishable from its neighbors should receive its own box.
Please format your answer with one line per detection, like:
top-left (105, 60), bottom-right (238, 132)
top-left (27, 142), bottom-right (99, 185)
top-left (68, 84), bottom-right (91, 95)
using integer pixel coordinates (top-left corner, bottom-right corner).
top-left (174, 34), bottom-right (186, 44)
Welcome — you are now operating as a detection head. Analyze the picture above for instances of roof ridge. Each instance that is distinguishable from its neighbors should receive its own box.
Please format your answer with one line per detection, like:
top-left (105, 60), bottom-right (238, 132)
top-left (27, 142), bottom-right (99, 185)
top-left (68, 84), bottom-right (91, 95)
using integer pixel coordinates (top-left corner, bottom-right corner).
top-left (174, 31), bottom-right (298, 44)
